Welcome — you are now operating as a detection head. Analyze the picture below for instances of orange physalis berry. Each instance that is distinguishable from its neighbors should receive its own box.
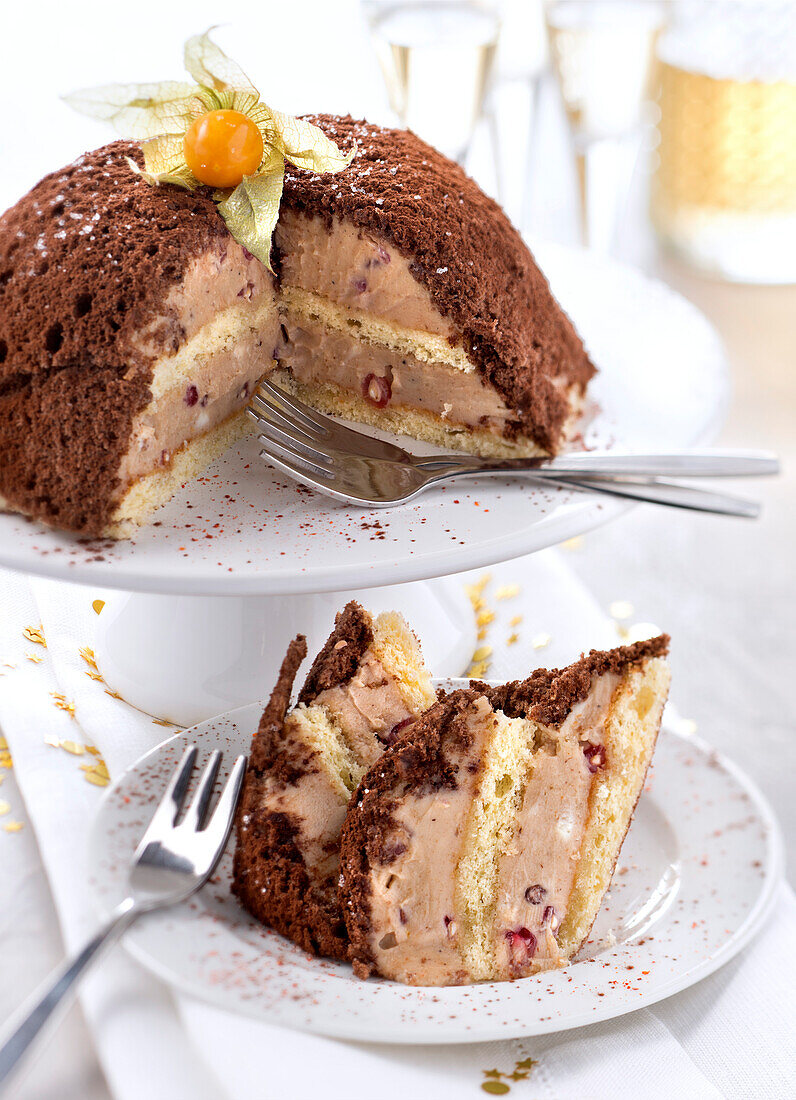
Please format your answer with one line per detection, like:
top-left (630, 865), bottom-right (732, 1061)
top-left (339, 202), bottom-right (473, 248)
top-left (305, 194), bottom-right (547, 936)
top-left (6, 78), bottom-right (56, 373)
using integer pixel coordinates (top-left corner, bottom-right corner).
top-left (183, 109), bottom-right (264, 188)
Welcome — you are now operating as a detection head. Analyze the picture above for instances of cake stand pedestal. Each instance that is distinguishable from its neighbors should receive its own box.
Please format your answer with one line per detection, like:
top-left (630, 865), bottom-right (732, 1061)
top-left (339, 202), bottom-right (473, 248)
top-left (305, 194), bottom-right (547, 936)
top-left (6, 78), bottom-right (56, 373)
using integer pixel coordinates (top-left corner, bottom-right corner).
top-left (92, 578), bottom-right (476, 727)
top-left (0, 245), bottom-right (728, 726)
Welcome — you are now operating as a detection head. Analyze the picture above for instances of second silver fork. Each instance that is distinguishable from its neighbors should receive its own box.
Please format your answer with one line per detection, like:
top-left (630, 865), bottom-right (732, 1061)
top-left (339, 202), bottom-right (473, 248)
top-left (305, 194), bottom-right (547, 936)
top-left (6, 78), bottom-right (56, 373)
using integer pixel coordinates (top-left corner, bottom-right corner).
top-left (247, 379), bottom-right (777, 518)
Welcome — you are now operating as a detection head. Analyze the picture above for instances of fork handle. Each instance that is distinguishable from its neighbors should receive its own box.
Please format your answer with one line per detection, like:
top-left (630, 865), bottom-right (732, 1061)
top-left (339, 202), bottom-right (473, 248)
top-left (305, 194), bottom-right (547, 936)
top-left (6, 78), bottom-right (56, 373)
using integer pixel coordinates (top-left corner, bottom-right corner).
top-left (413, 450), bottom-right (779, 479)
top-left (541, 475), bottom-right (760, 517)
top-left (0, 897), bottom-right (138, 1091)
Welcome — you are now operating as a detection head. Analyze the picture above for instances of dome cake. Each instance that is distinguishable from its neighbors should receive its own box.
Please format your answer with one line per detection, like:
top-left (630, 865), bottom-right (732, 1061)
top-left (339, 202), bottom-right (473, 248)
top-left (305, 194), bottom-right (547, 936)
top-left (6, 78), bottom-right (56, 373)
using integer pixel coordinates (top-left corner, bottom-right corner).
top-left (339, 635), bottom-right (670, 985)
top-left (0, 121), bottom-right (594, 537)
top-left (232, 602), bottom-right (435, 958)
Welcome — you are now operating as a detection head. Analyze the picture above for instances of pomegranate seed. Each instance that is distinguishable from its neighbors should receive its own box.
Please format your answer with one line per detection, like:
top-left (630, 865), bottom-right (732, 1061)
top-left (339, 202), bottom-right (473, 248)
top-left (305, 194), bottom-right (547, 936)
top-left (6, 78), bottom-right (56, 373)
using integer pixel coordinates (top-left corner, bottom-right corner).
top-left (237, 281), bottom-right (255, 300)
top-left (366, 247), bottom-right (391, 268)
top-left (353, 278), bottom-right (367, 293)
top-left (384, 717), bottom-right (413, 746)
top-left (525, 884), bottom-right (546, 905)
top-left (542, 906), bottom-right (559, 931)
top-left (582, 742), bottom-right (606, 772)
top-left (184, 384), bottom-right (199, 407)
top-left (505, 927), bottom-right (537, 967)
top-left (362, 373), bottom-right (391, 408)
top-left (444, 915), bottom-right (457, 937)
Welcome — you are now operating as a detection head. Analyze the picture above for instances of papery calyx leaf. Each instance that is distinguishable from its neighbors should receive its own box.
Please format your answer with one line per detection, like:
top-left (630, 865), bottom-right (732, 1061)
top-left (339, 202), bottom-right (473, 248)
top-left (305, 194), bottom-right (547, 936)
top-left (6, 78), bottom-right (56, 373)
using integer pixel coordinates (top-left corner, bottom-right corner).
top-left (130, 134), bottom-right (199, 190)
top-left (63, 81), bottom-right (200, 139)
top-left (184, 29), bottom-right (258, 96)
top-left (217, 161), bottom-right (285, 272)
top-left (268, 110), bottom-right (355, 173)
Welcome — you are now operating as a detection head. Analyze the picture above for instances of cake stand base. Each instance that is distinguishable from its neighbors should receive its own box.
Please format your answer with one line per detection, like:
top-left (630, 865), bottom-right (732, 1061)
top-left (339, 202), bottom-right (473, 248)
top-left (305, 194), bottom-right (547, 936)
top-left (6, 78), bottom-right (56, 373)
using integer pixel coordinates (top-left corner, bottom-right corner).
top-left (93, 577), bottom-right (476, 726)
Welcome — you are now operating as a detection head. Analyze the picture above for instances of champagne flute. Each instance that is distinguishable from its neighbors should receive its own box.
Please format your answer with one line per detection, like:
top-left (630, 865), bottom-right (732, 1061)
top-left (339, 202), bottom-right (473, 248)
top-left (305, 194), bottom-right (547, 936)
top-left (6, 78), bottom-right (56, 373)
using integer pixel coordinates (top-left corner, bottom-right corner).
top-left (362, 0), bottom-right (501, 165)
top-left (545, 0), bottom-right (667, 252)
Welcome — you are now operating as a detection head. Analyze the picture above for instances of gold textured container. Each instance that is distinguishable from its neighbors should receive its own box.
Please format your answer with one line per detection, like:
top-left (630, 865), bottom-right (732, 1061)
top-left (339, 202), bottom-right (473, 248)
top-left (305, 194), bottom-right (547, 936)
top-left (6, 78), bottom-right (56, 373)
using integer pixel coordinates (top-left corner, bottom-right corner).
top-left (652, 0), bottom-right (796, 283)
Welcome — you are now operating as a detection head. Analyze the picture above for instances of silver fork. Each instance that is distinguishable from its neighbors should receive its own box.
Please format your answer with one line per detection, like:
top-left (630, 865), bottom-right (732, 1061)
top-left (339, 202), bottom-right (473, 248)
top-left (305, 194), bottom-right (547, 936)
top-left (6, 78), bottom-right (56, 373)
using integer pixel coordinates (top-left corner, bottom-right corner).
top-left (247, 380), bottom-right (778, 518)
top-left (0, 746), bottom-right (247, 1092)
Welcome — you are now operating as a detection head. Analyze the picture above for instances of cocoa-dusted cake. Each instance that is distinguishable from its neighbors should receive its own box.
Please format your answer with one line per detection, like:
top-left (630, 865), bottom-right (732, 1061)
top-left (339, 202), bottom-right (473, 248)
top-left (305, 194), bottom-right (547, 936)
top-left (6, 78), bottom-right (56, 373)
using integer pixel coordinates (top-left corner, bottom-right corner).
top-left (339, 636), bottom-right (670, 985)
top-left (232, 602), bottom-right (435, 958)
top-left (0, 119), bottom-right (594, 537)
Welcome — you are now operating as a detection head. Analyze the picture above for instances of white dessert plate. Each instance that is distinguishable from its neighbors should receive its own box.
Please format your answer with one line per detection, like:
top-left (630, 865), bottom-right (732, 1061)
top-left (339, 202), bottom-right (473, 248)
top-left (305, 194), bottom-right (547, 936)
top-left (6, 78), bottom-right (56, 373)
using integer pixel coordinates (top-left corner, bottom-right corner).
top-left (0, 245), bottom-right (728, 595)
top-left (88, 679), bottom-right (782, 1043)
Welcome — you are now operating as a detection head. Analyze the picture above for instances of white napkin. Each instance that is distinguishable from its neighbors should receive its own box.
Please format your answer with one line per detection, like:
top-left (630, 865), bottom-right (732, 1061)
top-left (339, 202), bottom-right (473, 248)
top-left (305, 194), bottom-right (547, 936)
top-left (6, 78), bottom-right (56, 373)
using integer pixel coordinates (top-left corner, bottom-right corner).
top-left (0, 554), bottom-right (794, 1100)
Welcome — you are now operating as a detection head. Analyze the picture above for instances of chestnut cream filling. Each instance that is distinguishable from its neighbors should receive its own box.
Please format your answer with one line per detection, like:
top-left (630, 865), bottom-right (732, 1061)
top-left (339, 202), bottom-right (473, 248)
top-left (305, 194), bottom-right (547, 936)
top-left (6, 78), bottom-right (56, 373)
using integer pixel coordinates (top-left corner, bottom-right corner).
top-left (118, 295), bottom-right (278, 488)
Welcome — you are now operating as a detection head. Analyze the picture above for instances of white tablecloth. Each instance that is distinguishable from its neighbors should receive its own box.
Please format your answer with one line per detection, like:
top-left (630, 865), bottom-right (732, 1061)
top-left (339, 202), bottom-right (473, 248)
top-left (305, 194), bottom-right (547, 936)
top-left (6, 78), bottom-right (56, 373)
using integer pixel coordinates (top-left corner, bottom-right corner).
top-left (1, 553), bottom-right (794, 1100)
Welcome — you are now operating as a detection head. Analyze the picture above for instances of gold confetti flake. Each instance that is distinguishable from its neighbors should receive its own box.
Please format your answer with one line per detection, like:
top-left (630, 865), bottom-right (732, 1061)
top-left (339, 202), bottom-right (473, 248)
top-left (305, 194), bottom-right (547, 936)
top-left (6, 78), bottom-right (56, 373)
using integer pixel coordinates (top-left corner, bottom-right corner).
top-left (507, 633), bottom-right (519, 646)
top-left (50, 692), bottom-right (76, 718)
top-left (3, 821), bottom-right (23, 833)
top-left (0, 752), bottom-right (12, 769)
top-left (495, 584), bottom-right (520, 600)
top-left (23, 625), bottom-right (47, 647)
top-left (104, 689), bottom-right (124, 702)
top-left (0, 800), bottom-right (9, 815)
top-left (92, 599), bottom-right (106, 615)
top-left (476, 628), bottom-right (489, 641)
top-left (465, 574), bottom-right (491, 609)
top-left (532, 633), bottom-right (551, 650)
top-left (85, 671), bottom-right (104, 682)
top-left (472, 645), bottom-right (493, 662)
top-left (509, 615), bottom-right (523, 627)
top-left (83, 770), bottom-right (110, 788)
top-left (85, 745), bottom-right (102, 756)
top-left (515, 1058), bottom-right (538, 1071)
top-left (467, 662), bottom-right (490, 679)
top-left (609, 600), bottom-right (635, 621)
top-left (0, 737), bottom-right (7, 751)
top-left (80, 757), bottom-right (110, 781)
top-left (60, 740), bottom-right (85, 756)
top-left (561, 535), bottom-right (583, 551)
top-left (476, 610), bottom-right (495, 628)
top-left (79, 647), bottom-right (100, 672)
top-left (152, 717), bottom-right (175, 727)
top-left (3, 663), bottom-right (16, 669)
top-left (26, 653), bottom-right (44, 664)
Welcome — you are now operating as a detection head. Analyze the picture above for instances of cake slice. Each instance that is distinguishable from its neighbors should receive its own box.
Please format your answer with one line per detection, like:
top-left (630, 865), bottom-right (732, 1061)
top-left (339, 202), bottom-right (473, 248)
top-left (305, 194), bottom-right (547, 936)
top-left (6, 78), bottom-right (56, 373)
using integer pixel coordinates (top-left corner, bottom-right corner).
top-left (232, 602), bottom-right (435, 958)
top-left (339, 636), bottom-right (670, 985)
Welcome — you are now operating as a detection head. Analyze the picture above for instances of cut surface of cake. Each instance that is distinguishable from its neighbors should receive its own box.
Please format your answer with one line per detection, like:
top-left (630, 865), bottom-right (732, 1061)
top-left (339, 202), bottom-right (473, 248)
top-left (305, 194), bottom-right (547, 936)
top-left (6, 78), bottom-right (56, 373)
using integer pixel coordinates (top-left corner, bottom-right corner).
top-left (272, 116), bottom-right (594, 461)
top-left (232, 602), bottom-right (435, 959)
top-left (0, 117), bottom-right (594, 537)
top-left (339, 636), bottom-right (670, 985)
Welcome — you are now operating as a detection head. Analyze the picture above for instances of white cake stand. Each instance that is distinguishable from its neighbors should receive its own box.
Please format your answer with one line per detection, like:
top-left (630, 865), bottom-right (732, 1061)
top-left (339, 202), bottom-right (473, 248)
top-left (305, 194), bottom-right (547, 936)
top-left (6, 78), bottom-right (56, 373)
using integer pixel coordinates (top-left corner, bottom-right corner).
top-left (0, 246), bottom-right (728, 724)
